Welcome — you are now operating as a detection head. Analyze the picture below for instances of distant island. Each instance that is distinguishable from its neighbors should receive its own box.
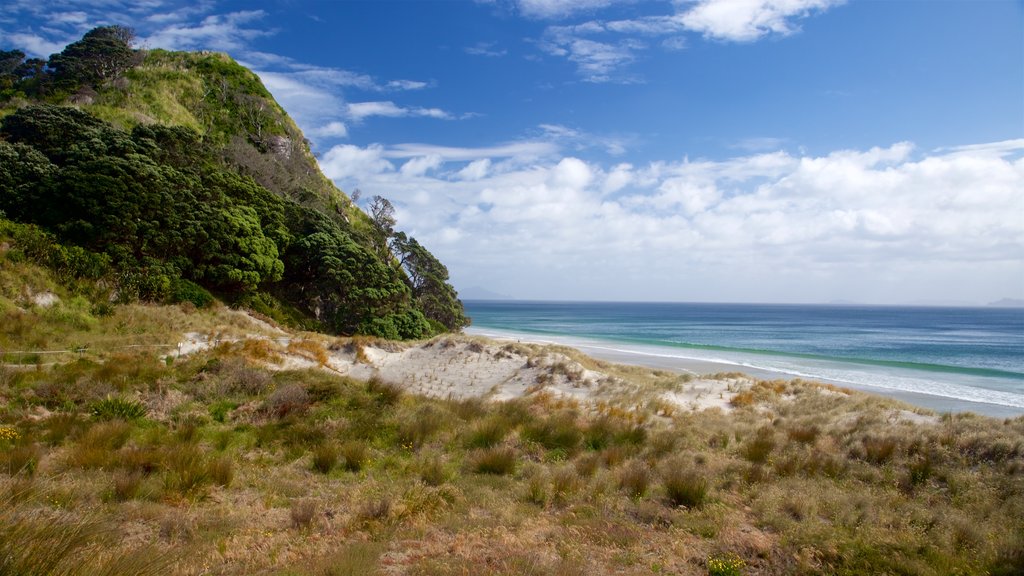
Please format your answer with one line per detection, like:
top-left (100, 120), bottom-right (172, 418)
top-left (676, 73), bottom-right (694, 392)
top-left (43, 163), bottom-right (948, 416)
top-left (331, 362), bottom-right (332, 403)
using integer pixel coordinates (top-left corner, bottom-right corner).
top-left (988, 298), bottom-right (1024, 308)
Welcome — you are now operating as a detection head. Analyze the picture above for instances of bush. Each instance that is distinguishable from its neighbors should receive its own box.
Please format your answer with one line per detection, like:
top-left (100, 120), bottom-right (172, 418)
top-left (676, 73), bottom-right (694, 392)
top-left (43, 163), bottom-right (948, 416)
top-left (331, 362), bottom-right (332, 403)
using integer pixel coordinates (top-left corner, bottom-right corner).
top-left (662, 467), bottom-right (709, 509)
top-left (397, 405), bottom-right (444, 450)
top-left (312, 443), bottom-right (338, 474)
top-left (339, 441), bottom-right (368, 472)
top-left (162, 446), bottom-right (211, 499)
top-left (521, 413), bottom-right (582, 453)
top-left (618, 459), bottom-right (651, 499)
top-left (862, 435), bottom-right (898, 465)
top-left (263, 384), bottom-right (310, 419)
top-left (742, 428), bottom-right (775, 464)
top-left (209, 454), bottom-right (233, 487)
top-left (170, 278), bottom-right (214, 308)
top-left (468, 446), bottom-right (517, 475)
top-left (367, 377), bottom-right (402, 406)
top-left (290, 498), bottom-right (317, 529)
top-left (90, 396), bottom-right (147, 421)
top-left (464, 416), bottom-right (510, 449)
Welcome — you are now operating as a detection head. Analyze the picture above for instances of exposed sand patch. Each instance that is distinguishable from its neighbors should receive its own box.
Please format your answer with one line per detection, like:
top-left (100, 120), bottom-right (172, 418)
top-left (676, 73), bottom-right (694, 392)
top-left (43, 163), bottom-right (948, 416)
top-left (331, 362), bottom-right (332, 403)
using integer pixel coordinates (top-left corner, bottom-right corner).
top-left (173, 329), bottom-right (760, 412)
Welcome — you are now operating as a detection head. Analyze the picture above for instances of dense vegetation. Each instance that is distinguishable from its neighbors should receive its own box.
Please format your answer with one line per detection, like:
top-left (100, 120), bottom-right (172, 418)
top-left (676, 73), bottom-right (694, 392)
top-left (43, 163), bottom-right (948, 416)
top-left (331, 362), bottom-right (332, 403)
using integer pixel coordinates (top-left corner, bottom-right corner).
top-left (0, 26), bottom-right (468, 338)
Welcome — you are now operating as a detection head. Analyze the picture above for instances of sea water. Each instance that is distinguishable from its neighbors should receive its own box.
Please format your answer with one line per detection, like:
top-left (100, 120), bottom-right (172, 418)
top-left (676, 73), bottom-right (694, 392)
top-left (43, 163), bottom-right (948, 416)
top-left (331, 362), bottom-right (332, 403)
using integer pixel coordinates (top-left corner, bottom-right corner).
top-left (464, 301), bottom-right (1024, 416)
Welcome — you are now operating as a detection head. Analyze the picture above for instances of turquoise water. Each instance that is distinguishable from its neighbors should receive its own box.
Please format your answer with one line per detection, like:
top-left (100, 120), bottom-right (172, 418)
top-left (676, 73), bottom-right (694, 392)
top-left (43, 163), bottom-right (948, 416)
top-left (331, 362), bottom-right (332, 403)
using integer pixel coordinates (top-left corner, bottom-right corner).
top-left (464, 301), bottom-right (1024, 414)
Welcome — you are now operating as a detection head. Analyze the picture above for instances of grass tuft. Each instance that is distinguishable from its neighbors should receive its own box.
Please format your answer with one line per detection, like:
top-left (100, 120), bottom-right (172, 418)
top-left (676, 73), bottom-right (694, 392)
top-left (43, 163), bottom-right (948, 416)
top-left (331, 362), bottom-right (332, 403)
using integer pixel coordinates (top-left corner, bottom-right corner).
top-left (468, 446), bottom-right (517, 475)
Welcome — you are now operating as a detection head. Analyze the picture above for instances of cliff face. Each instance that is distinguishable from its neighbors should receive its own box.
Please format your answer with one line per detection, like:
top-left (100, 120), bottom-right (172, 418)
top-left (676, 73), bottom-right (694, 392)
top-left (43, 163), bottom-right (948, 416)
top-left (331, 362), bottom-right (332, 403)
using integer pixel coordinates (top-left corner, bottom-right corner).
top-left (0, 28), bottom-right (468, 337)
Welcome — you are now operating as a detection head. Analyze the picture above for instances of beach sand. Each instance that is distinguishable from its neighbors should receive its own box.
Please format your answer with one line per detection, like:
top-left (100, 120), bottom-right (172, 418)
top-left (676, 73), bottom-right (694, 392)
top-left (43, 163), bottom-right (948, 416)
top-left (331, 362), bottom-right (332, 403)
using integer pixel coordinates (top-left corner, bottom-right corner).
top-left (465, 327), bottom-right (1024, 418)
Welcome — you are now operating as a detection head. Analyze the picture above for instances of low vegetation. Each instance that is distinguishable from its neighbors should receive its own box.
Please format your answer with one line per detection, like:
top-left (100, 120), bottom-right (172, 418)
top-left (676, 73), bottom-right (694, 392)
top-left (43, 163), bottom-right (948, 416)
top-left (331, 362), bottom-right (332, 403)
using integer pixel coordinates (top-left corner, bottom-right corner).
top-left (1, 317), bottom-right (1022, 574)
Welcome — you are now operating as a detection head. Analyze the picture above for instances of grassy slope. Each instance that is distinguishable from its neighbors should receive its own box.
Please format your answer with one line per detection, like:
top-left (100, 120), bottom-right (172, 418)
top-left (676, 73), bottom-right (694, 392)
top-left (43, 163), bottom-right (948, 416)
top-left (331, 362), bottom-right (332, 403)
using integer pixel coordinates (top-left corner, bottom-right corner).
top-left (2, 233), bottom-right (1024, 576)
top-left (85, 49), bottom-right (369, 230)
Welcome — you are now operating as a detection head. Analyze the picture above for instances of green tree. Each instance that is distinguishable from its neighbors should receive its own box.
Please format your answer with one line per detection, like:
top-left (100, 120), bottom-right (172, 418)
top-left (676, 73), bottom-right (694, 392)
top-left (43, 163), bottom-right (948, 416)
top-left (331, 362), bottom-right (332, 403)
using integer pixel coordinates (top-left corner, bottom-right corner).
top-left (391, 232), bottom-right (469, 331)
top-left (47, 25), bottom-right (135, 88)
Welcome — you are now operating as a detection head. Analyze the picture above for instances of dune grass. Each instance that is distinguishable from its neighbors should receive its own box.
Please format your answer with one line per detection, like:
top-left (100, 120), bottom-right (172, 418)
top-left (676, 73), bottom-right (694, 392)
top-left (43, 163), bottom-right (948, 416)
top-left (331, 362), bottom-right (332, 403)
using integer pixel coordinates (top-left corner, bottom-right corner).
top-left (1, 249), bottom-right (1023, 574)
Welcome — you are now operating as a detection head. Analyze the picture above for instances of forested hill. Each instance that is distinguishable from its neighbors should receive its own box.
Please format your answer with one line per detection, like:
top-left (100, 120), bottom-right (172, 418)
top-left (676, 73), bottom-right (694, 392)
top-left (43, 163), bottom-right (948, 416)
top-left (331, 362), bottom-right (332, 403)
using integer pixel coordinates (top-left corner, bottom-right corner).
top-left (0, 26), bottom-right (468, 338)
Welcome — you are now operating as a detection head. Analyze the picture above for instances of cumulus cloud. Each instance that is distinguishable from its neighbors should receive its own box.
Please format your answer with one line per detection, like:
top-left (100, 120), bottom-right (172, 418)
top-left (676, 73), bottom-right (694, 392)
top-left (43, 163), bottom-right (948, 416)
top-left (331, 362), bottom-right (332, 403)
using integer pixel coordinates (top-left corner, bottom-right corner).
top-left (401, 155), bottom-right (444, 176)
top-left (0, 31), bottom-right (71, 57)
top-left (318, 144), bottom-right (394, 180)
top-left (317, 139), bottom-right (1024, 302)
top-left (679, 0), bottom-right (846, 42)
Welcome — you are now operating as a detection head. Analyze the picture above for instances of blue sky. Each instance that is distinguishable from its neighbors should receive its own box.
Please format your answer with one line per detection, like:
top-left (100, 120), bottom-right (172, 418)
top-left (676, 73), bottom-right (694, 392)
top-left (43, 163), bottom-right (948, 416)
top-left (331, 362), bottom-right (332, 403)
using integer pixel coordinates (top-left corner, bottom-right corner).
top-left (3, 0), bottom-right (1023, 304)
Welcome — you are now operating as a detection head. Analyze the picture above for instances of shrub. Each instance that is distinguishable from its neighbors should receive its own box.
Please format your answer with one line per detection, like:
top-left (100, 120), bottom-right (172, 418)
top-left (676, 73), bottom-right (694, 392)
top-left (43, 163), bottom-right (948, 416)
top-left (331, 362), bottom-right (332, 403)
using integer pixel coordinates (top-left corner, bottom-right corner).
top-left (107, 470), bottom-right (143, 502)
top-left (397, 405), bottom-right (444, 450)
top-left (521, 413), bottom-right (582, 453)
top-left (208, 400), bottom-right (238, 423)
top-left (619, 459), bottom-right (651, 499)
top-left (312, 542), bottom-right (384, 576)
top-left (524, 470), bottom-right (549, 506)
top-left (417, 453), bottom-right (448, 486)
top-left (464, 416), bottom-right (510, 449)
top-left (367, 377), bottom-right (402, 406)
top-left (468, 446), bottom-right (517, 475)
top-left (339, 441), bottom-right (368, 472)
top-left (550, 465), bottom-right (579, 505)
top-left (3, 444), bottom-right (40, 476)
top-left (356, 496), bottom-right (391, 524)
top-left (742, 428), bottom-right (775, 464)
top-left (312, 443), bottom-right (338, 474)
top-left (583, 416), bottom-right (616, 450)
top-left (787, 424), bottom-right (820, 445)
top-left (209, 454), bottom-right (233, 487)
top-left (290, 498), bottom-right (317, 529)
top-left (862, 435), bottom-right (898, 465)
top-left (170, 278), bottom-right (214, 308)
top-left (90, 396), bottom-right (147, 421)
top-left (730, 390), bottom-right (756, 408)
top-left (162, 446), bottom-right (211, 499)
top-left (0, 498), bottom-right (170, 575)
top-left (263, 384), bottom-right (310, 419)
top-left (221, 361), bottom-right (272, 396)
top-left (662, 467), bottom-right (709, 509)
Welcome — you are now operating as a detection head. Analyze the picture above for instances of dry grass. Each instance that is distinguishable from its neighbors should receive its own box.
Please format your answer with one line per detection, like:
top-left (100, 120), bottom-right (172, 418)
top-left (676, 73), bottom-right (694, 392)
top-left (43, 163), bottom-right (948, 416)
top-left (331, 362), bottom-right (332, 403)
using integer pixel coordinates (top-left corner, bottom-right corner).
top-left (0, 270), bottom-right (1022, 575)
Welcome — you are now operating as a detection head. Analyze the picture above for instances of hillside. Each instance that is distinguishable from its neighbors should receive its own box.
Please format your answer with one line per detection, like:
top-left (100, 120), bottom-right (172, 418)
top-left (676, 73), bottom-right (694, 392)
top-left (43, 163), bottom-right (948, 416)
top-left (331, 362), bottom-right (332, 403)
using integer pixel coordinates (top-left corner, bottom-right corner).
top-left (0, 27), bottom-right (467, 339)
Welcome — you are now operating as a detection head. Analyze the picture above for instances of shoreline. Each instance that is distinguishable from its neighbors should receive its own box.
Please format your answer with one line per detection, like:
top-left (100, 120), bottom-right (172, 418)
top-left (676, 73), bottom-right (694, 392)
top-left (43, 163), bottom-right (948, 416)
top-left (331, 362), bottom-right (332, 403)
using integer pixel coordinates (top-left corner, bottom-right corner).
top-left (466, 327), bottom-right (1024, 419)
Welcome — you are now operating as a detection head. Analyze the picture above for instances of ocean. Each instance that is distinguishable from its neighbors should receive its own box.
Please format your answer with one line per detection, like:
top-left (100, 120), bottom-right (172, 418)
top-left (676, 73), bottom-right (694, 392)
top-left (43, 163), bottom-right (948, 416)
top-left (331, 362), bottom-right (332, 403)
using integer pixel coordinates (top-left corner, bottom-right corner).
top-left (463, 301), bottom-right (1024, 417)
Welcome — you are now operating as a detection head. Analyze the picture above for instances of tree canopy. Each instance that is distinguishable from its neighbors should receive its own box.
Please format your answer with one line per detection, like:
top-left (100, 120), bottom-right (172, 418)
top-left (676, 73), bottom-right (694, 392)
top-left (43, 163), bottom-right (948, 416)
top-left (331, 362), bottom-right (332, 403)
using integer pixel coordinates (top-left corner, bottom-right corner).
top-left (0, 27), bottom-right (468, 338)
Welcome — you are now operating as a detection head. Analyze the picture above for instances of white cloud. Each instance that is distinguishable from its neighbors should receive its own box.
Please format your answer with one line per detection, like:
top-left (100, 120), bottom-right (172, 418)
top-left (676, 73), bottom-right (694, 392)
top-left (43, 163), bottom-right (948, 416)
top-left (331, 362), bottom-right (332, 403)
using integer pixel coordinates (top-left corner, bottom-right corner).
top-left (465, 42), bottom-right (507, 57)
top-left (346, 101), bottom-right (453, 121)
top-left (401, 155), bottom-right (444, 176)
top-left (539, 23), bottom-right (646, 82)
top-left (386, 79), bottom-right (429, 90)
top-left (383, 141), bottom-right (559, 162)
top-left (517, 0), bottom-right (621, 19)
top-left (679, 0), bottom-right (846, 42)
top-left (319, 144), bottom-right (394, 180)
top-left (142, 10), bottom-right (271, 51)
top-left (1, 31), bottom-right (70, 57)
top-left (318, 139), bottom-right (1024, 303)
top-left (457, 159), bottom-right (492, 180)
top-left (309, 121), bottom-right (348, 139)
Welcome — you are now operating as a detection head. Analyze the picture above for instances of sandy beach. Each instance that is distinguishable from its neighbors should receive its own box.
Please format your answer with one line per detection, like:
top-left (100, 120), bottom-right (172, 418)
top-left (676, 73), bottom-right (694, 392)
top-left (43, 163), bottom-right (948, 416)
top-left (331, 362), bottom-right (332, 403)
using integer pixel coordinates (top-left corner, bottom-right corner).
top-left (465, 327), bottom-right (1024, 418)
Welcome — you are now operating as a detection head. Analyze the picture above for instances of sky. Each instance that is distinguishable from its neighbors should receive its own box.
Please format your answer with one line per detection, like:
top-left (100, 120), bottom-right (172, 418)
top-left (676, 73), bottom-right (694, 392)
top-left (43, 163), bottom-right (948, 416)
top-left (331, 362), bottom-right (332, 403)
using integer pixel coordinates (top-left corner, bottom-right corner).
top-left (2, 0), bottom-right (1023, 305)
